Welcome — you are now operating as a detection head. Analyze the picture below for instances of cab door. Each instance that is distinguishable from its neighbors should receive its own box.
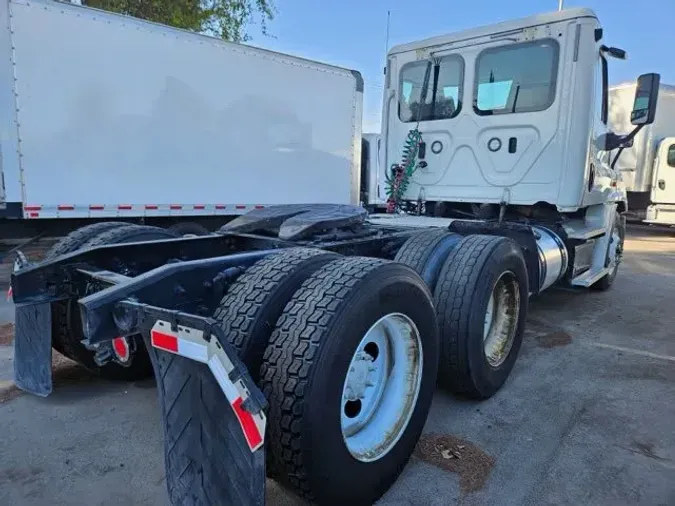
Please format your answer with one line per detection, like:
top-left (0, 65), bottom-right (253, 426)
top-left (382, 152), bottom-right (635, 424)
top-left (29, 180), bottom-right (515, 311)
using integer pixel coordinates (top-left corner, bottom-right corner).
top-left (652, 139), bottom-right (675, 204)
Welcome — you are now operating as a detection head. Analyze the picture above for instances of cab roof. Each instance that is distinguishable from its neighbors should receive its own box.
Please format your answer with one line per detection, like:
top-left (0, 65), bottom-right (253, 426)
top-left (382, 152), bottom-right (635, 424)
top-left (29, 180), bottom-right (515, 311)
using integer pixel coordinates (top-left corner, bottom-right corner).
top-left (388, 8), bottom-right (597, 55)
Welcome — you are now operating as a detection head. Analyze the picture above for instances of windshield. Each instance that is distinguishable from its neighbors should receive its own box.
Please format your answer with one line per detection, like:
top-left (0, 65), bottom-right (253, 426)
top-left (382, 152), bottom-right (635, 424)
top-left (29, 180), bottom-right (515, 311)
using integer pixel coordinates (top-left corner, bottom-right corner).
top-left (399, 55), bottom-right (464, 123)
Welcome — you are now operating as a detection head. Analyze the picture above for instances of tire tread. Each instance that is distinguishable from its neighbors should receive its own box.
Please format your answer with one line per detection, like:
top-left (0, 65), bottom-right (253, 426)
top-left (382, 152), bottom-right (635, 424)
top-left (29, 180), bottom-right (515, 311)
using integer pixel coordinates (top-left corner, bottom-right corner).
top-left (213, 248), bottom-right (338, 377)
top-left (434, 234), bottom-right (505, 396)
top-left (44, 221), bottom-right (127, 261)
top-left (395, 228), bottom-right (451, 271)
top-left (260, 257), bottom-right (388, 500)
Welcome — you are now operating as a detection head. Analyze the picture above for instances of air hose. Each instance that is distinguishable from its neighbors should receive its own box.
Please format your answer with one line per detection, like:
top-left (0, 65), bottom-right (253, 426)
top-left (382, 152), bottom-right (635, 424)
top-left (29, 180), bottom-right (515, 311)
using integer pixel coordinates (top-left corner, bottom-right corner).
top-left (385, 128), bottom-right (422, 213)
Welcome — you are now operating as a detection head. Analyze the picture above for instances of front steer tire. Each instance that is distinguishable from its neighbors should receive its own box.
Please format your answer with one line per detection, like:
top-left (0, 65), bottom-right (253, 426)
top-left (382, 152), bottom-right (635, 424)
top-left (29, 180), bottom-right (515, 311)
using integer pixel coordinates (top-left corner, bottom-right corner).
top-left (52, 225), bottom-right (180, 381)
top-left (591, 212), bottom-right (625, 291)
top-left (260, 257), bottom-right (439, 505)
top-left (213, 247), bottom-right (340, 381)
top-left (434, 234), bottom-right (528, 399)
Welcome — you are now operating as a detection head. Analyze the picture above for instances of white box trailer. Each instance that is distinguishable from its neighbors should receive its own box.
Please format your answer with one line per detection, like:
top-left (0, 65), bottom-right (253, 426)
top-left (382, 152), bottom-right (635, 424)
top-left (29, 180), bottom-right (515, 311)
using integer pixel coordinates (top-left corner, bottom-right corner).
top-left (0, 0), bottom-right (362, 228)
top-left (609, 82), bottom-right (675, 224)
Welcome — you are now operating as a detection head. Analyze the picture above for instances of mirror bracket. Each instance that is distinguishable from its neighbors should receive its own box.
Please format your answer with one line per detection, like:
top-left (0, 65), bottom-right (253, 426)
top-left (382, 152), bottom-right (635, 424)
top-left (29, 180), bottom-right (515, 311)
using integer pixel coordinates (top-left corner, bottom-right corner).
top-left (600, 45), bottom-right (627, 60)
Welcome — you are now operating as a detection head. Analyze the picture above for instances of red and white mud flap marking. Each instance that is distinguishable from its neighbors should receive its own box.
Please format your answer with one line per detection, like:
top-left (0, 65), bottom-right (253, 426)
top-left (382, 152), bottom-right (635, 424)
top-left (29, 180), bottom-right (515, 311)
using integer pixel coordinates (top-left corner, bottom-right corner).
top-left (149, 321), bottom-right (266, 452)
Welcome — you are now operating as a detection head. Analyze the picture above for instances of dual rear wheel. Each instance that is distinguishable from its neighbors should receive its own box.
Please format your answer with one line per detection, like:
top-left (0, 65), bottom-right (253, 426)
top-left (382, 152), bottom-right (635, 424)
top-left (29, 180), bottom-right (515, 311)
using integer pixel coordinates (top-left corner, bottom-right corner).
top-left (154, 232), bottom-right (528, 504)
top-left (395, 230), bottom-right (529, 399)
top-left (153, 248), bottom-right (439, 505)
top-left (50, 222), bottom-right (528, 504)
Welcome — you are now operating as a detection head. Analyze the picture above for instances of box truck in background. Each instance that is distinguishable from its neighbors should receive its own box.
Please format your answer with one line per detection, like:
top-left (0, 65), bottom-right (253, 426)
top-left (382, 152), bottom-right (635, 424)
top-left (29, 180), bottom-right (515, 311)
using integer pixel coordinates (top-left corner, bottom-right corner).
top-left (609, 82), bottom-right (675, 225)
top-left (0, 0), bottom-right (362, 237)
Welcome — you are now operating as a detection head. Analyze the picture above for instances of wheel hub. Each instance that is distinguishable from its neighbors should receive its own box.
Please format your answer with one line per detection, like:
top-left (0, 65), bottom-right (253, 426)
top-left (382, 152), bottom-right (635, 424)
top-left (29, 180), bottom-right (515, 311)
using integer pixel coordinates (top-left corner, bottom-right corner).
top-left (344, 352), bottom-right (376, 401)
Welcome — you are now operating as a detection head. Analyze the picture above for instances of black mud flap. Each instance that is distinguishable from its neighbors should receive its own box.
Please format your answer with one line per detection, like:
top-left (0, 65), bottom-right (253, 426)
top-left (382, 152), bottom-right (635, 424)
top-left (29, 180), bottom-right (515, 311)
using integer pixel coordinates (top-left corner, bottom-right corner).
top-left (13, 302), bottom-right (53, 396)
top-left (137, 312), bottom-right (266, 505)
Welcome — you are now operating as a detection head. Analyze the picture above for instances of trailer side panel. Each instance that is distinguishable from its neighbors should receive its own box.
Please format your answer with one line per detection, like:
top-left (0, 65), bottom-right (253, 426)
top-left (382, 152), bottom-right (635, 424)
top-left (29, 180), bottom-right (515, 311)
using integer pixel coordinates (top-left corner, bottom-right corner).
top-left (8, 0), bottom-right (362, 218)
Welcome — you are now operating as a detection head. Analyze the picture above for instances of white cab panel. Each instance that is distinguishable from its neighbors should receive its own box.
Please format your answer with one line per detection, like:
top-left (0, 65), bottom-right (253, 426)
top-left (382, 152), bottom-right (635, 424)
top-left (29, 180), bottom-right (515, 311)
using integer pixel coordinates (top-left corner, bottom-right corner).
top-left (382, 9), bottom-right (601, 211)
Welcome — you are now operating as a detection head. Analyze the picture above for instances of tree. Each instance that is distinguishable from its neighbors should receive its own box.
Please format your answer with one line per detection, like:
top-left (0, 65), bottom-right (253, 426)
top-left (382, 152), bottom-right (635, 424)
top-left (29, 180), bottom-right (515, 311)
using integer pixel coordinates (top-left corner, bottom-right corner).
top-left (84, 0), bottom-right (275, 42)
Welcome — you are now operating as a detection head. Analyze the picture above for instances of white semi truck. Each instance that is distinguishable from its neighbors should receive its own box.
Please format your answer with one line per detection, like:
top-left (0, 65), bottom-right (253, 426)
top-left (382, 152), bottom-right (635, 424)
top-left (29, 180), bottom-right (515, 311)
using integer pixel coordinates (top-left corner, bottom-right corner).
top-left (0, 0), bottom-right (362, 236)
top-left (609, 82), bottom-right (675, 225)
top-left (9, 5), bottom-right (660, 506)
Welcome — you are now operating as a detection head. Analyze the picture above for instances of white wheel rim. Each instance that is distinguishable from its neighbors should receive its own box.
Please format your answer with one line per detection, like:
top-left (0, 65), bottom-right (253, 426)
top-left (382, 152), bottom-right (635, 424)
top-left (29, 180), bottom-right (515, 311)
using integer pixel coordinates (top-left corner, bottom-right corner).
top-left (341, 313), bottom-right (423, 463)
top-left (483, 272), bottom-right (520, 368)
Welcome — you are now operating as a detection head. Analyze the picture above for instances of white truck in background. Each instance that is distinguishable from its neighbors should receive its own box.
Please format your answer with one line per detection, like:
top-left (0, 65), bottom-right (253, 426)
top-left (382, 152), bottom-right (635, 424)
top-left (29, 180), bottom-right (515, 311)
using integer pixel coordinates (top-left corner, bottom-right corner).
top-left (0, 0), bottom-right (363, 237)
top-left (609, 82), bottom-right (675, 225)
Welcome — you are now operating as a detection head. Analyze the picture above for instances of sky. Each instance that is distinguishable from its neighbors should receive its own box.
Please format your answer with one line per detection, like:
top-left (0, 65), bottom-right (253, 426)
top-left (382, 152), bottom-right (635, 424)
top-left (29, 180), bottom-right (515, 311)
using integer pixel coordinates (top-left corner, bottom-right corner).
top-left (247, 0), bottom-right (675, 133)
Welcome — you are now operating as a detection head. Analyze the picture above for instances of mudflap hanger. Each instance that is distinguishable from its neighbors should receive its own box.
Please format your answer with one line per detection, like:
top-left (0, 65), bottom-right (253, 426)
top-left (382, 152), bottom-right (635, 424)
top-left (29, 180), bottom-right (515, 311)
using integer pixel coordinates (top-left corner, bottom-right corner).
top-left (119, 301), bottom-right (268, 451)
top-left (124, 302), bottom-right (267, 505)
top-left (12, 248), bottom-right (272, 505)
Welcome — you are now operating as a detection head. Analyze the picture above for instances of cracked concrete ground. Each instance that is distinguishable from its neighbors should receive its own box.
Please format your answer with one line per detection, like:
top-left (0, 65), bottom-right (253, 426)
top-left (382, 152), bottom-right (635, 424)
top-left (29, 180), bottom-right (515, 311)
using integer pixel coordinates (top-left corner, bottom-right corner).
top-left (0, 226), bottom-right (673, 505)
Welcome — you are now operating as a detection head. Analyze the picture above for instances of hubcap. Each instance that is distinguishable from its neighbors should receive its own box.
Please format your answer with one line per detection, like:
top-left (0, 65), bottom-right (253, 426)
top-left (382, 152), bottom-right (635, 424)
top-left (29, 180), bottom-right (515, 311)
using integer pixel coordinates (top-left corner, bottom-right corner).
top-left (483, 272), bottom-right (520, 368)
top-left (341, 313), bottom-right (423, 463)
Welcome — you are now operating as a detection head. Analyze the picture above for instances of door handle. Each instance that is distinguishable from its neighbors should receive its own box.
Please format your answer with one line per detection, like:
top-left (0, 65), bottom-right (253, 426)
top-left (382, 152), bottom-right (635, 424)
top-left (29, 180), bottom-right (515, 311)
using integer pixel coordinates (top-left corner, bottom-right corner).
top-left (658, 179), bottom-right (666, 190)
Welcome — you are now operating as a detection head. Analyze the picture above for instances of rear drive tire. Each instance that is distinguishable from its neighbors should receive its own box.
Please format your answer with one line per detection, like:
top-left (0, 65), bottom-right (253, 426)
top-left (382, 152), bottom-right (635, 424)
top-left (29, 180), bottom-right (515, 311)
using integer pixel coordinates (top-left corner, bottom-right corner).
top-left (80, 224), bottom-right (180, 249)
top-left (394, 228), bottom-right (461, 291)
top-left (46, 222), bottom-right (131, 355)
top-left (213, 248), bottom-right (340, 381)
top-left (168, 221), bottom-right (210, 236)
top-left (44, 221), bottom-right (128, 261)
top-left (434, 234), bottom-right (528, 399)
top-left (260, 257), bottom-right (439, 505)
top-left (53, 225), bottom-right (180, 380)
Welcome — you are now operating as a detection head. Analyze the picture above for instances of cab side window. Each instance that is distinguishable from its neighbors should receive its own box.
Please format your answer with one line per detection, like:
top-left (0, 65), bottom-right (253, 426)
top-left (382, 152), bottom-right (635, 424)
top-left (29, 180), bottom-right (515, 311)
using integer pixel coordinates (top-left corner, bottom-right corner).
top-left (474, 40), bottom-right (559, 115)
top-left (399, 56), bottom-right (464, 123)
top-left (668, 144), bottom-right (675, 167)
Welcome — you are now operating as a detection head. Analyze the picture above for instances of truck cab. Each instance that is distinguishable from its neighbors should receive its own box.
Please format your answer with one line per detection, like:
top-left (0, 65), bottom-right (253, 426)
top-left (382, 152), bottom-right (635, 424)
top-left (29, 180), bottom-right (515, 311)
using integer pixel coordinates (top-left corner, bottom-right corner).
top-left (372, 8), bottom-right (659, 289)
top-left (380, 8), bottom-right (618, 213)
top-left (652, 138), bottom-right (675, 207)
